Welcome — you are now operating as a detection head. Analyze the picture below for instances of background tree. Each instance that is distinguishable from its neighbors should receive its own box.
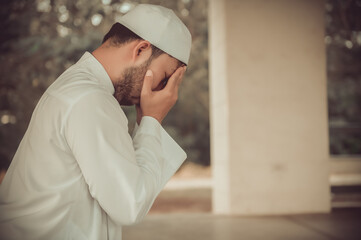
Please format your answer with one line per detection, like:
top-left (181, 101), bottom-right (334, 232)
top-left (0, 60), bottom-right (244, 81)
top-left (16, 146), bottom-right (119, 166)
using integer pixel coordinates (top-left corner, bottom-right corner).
top-left (326, 0), bottom-right (361, 155)
top-left (0, 0), bottom-right (210, 169)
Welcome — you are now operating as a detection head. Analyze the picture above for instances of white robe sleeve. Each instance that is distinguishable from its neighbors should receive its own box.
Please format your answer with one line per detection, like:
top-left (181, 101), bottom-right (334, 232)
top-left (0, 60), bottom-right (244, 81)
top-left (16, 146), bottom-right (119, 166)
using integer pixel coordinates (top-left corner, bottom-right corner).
top-left (64, 91), bottom-right (186, 226)
top-left (133, 117), bottom-right (186, 188)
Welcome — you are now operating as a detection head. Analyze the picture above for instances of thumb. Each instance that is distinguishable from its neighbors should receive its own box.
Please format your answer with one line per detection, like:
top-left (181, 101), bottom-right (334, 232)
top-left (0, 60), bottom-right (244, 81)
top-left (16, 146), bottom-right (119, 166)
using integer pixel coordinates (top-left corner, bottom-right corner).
top-left (141, 70), bottom-right (153, 95)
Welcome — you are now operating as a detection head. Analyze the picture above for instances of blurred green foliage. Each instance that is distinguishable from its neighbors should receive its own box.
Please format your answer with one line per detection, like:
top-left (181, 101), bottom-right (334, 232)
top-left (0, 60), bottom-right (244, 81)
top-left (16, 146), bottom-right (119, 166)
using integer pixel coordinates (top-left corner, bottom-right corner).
top-left (326, 0), bottom-right (361, 155)
top-left (1, 0), bottom-right (360, 171)
top-left (0, 0), bottom-right (210, 168)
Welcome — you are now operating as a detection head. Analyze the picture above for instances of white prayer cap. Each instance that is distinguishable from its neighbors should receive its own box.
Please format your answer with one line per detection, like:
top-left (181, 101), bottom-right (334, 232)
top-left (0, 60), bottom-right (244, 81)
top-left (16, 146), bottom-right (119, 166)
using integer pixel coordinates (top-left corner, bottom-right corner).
top-left (118, 4), bottom-right (192, 65)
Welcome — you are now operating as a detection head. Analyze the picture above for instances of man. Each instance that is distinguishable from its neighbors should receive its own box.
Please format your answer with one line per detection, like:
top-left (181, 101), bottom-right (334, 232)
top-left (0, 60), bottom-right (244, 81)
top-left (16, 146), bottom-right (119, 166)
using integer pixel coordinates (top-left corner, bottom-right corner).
top-left (0, 4), bottom-right (191, 240)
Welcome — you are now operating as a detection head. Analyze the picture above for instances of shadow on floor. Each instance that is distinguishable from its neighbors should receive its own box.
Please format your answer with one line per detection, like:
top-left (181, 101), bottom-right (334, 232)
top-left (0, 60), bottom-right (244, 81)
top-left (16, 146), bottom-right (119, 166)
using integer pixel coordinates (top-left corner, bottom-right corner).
top-left (123, 208), bottom-right (361, 240)
top-left (149, 188), bottom-right (212, 214)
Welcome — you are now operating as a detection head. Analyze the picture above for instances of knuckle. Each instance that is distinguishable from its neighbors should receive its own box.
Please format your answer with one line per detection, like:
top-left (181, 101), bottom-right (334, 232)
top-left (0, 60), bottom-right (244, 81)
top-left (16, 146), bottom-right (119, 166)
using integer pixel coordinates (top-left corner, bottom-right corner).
top-left (165, 91), bottom-right (173, 98)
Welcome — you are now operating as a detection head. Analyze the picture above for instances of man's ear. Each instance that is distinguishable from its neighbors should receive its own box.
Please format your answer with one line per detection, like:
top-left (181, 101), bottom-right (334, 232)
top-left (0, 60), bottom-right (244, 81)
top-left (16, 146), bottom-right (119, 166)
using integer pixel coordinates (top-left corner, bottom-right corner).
top-left (132, 40), bottom-right (152, 63)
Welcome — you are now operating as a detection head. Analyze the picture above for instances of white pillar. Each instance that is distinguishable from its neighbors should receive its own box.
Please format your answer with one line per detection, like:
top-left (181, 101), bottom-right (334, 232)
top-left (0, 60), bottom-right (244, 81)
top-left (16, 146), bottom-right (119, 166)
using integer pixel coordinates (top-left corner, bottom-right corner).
top-left (209, 0), bottom-right (330, 215)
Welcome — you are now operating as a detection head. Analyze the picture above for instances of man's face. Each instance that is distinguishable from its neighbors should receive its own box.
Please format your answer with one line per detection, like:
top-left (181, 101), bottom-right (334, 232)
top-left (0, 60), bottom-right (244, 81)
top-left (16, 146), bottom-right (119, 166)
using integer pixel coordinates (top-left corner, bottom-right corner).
top-left (114, 54), bottom-right (182, 106)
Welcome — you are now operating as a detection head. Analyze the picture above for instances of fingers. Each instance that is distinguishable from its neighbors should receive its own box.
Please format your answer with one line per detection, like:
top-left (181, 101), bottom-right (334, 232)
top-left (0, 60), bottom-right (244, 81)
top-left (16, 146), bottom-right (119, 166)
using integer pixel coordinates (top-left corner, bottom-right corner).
top-left (141, 70), bottom-right (154, 95)
top-left (164, 66), bottom-right (186, 91)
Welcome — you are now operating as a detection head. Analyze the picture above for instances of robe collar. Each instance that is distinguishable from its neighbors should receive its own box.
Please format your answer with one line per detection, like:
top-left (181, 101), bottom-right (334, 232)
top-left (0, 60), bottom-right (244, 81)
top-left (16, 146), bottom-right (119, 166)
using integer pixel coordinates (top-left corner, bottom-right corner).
top-left (77, 51), bottom-right (115, 95)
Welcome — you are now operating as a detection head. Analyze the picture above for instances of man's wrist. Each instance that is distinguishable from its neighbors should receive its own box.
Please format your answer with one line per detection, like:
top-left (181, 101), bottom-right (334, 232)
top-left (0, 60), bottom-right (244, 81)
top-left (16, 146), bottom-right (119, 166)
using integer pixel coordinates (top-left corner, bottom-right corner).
top-left (135, 116), bottom-right (162, 137)
top-left (142, 114), bottom-right (162, 124)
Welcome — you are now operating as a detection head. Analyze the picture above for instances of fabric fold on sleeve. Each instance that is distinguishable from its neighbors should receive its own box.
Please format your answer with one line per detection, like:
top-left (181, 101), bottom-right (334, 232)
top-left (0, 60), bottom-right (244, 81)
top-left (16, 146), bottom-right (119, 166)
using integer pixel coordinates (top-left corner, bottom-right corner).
top-left (132, 116), bottom-right (187, 192)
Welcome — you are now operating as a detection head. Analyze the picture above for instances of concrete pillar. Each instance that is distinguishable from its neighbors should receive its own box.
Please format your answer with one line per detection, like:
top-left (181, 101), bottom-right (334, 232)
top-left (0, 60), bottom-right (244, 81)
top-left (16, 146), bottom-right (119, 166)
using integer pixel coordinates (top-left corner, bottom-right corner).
top-left (209, 0), bottom-right (330, 215)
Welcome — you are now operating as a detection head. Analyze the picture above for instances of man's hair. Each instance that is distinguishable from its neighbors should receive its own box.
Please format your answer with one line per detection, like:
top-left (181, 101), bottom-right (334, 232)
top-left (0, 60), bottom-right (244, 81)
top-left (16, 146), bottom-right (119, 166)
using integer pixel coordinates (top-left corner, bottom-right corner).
top-left (102, 22), bottom-right (164, 59)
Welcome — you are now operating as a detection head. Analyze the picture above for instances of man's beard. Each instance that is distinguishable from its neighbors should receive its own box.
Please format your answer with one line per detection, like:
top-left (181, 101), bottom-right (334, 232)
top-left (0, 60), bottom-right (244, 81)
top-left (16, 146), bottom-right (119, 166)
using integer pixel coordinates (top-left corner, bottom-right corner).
top-left (113, 58), bottom-right (152, 106)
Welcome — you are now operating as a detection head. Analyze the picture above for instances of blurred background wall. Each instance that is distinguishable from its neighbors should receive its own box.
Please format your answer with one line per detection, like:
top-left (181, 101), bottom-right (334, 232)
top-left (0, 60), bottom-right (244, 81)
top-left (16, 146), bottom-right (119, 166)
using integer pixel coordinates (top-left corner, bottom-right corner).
top-left (209, 0), bottom-right (361, 215)
top-left (210, 0), bottom-right (331, 215)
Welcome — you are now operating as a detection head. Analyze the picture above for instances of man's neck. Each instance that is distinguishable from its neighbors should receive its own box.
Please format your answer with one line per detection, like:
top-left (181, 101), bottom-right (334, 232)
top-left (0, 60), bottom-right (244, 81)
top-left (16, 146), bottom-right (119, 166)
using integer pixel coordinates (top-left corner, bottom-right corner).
top-left (92, 44), bottom-right (129, 86)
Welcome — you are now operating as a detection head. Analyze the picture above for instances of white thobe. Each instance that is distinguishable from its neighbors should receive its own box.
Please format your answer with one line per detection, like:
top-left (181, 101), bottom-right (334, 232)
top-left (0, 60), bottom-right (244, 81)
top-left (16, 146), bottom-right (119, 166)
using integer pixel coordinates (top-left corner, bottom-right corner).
top-left (0, 52), bottom-right (186, 240)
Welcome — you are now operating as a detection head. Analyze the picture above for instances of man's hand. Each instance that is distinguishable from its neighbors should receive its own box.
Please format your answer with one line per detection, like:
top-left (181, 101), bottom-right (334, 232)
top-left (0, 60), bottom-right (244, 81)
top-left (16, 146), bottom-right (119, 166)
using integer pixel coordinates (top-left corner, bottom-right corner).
top-left (138, 67), bottom-right (186, 124)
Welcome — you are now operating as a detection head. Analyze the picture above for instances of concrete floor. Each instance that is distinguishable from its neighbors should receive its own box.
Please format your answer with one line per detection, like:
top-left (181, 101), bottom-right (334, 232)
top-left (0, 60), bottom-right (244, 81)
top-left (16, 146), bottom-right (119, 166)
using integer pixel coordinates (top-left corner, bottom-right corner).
top-left (123, 209), bottom-right (361, 240)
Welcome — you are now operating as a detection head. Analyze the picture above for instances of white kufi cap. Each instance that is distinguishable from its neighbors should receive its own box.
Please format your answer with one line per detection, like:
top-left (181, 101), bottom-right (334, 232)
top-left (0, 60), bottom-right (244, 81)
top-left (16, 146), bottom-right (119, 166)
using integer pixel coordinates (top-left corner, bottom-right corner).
top-left (118, 4), bottom-right (192, 65)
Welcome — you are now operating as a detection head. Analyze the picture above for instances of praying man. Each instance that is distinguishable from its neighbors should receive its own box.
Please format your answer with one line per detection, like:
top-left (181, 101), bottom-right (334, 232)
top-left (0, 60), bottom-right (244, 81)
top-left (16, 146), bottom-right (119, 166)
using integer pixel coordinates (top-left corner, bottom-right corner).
top-left (0, 4), bottom-right (191, 240)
